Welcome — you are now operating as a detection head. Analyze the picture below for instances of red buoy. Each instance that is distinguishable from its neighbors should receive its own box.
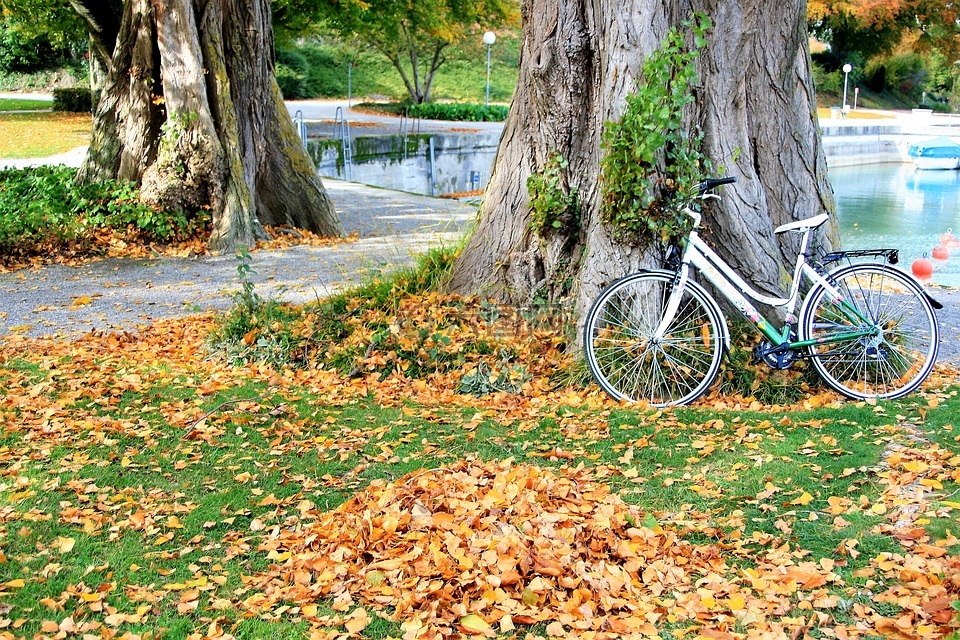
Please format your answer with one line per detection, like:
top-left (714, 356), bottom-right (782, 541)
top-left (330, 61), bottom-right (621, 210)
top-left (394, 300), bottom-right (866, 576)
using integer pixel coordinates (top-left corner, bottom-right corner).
top-left (941, 229), bottom-right (960, 249)
top-left (912, 255), bottom-right (934, 280)
top-left (932, 244), bottom-right (950, 261)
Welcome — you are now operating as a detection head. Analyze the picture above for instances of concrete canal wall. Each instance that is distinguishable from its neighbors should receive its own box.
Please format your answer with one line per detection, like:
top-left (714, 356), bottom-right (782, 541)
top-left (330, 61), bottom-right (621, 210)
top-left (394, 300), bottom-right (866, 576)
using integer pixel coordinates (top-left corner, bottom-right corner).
top-left (308, 132), bottom-right (500, 197)
top-left (821, 113), bottom-right (960, 167)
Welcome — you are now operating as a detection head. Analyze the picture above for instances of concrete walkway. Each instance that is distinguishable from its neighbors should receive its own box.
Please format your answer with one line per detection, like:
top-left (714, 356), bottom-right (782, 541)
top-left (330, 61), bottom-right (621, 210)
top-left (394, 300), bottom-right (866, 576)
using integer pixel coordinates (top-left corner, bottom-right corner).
top-left (0, 179), bottom-right (476, 338)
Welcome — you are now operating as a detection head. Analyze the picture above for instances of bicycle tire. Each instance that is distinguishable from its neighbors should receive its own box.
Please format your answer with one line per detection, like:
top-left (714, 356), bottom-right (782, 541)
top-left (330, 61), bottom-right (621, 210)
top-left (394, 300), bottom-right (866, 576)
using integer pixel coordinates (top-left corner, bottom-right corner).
top-left (584, 270), bottom-right (725, 407)
top-left (799, 263), bottom-right (939, 400)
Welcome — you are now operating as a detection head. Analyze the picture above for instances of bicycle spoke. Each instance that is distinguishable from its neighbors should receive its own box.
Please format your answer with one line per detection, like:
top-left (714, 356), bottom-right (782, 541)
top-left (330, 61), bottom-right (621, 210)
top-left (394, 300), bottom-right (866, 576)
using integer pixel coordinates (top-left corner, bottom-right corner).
top-left (585, 272), bottom-right (723, 406)
top-left (802, 265), bottom-right (938, 400)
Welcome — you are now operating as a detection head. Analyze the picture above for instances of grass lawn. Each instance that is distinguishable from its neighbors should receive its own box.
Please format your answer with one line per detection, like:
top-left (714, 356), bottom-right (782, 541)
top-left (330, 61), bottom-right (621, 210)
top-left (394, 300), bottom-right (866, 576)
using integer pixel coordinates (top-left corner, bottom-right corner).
top-left (0, 98), bottom-right (53, 112)
top-left (0, 112), bottom-right (91, 159)
top-left (1, 267), bottom-right (959, 639)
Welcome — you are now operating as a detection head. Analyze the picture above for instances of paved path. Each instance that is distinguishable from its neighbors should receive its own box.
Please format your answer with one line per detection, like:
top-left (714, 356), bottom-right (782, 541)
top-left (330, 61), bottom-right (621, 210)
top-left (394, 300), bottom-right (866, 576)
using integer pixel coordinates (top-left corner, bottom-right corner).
top-left (0, 179), bottom-right (475, 338)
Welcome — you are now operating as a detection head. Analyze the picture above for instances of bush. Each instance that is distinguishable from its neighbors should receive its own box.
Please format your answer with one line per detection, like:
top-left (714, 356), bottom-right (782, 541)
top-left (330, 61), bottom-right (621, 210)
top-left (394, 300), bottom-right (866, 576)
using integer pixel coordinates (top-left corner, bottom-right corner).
top-left (0, 165), bottom-right (206, 260)
top-left (407, 102), bottom-right (508, 122)
top-left (52, 87), bottom-right (92, 112)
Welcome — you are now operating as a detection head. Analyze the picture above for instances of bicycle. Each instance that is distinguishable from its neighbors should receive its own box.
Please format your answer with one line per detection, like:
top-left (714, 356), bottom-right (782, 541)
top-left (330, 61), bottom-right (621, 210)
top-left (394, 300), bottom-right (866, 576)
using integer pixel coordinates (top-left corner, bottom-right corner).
top-left (583, 176), bottom-right (942, 407)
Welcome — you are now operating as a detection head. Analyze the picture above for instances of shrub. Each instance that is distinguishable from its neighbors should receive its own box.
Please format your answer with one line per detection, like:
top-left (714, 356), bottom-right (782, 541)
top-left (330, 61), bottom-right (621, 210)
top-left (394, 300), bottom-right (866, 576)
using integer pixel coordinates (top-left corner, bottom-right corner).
top-left (0, 165), bottom-right (206, 260)
top-left (406, 102), bottom-right (508, 122)
top-left (52, 87), bottom-right (92, 112)
top-left (299, 45), bottom-right (347, 98)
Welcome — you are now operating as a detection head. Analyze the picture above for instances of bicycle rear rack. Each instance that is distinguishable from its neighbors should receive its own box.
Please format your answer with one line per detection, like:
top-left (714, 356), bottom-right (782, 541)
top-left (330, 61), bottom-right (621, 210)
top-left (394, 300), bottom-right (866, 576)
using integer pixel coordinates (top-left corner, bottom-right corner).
top-left (818, 248), bottom-right (899, 267)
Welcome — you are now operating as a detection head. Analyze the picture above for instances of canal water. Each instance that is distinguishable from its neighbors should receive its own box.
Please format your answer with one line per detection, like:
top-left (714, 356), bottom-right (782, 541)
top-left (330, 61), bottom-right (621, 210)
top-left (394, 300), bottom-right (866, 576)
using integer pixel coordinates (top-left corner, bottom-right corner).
top-left (831, 163), bottom-right (960, 288)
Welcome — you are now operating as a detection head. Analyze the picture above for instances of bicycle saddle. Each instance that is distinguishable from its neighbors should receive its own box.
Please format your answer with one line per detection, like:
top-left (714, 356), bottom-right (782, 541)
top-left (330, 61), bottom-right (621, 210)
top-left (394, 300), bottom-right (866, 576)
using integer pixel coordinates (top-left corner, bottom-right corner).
top-left (774, 213), bottom-right (830, 235)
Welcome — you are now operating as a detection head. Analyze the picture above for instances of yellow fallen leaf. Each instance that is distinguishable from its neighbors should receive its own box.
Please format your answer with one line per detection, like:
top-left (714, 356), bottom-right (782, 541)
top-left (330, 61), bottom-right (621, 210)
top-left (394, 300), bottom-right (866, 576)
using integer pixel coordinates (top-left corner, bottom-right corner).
top-left (344, 608), bottom-right (370, 634)
top-left (69, 295), bottom-right (93, 310)
top-left (55, 536), bottom-right (75, 554)
top-left (460, 613), bottom-right (491, 634)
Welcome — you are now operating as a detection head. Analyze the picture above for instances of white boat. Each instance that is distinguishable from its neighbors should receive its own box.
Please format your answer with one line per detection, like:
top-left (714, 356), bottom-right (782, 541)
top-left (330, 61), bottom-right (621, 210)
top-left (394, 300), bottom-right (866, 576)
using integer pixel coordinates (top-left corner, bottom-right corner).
top-left (908, 137), bottom-right (960, 170)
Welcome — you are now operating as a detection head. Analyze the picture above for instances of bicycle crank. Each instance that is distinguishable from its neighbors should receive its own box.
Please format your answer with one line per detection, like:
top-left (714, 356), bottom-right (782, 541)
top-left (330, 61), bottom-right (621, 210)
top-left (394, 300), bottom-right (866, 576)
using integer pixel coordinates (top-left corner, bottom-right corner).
top-left (752, 341), bottom-right (799, 370)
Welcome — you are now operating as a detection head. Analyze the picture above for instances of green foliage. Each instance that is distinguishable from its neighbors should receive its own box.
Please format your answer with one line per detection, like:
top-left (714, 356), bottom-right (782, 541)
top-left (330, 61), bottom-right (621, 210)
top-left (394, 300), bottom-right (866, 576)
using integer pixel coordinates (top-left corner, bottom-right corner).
top-left (527, 151), bottom-right (579, 237)
top-left (308, 0), bottom-right (519, 103)
top-left (210, 245), bottom-right (461, 370)
top-left (207, 249), bottom-right (311, 368)
top-left (0, 1), bottom-right (87, 51)
top-left (52, 87), bottom-right (92, 112)
top-left (0, 166), bottom-right (206, 259)
top-left (276, 43), bottom-right (350, 100)
top-left (0, 20), bottom-right (79, 74)
top-left (458, 353), bottom-right (531, 396)
top-left (600, 15), bottom-right (712, 245)
top-left (406, 102), bottom-right (507, 121)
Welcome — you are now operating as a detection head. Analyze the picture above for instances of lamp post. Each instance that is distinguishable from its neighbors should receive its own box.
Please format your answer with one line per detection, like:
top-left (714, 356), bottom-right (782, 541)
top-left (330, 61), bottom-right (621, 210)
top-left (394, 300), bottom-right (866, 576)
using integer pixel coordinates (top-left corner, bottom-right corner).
top-left (483, 31), bottom-right (496, 106)
top-left (842, 63), bottom-right (852, 112)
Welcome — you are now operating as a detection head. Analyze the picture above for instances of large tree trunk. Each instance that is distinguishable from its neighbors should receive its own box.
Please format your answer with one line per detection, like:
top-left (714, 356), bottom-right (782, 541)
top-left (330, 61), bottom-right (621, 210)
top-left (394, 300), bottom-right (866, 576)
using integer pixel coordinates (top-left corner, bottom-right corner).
top-left (70, 0), bottom-right (343, 251)
top-left (449, 0), bottom-right (837, 324)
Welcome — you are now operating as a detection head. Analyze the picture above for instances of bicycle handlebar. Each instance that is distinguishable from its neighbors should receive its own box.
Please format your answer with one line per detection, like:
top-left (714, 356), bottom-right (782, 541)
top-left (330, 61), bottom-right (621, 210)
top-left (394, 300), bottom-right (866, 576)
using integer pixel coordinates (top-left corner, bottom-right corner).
top-left (696, 176), bottom-right (737, 195)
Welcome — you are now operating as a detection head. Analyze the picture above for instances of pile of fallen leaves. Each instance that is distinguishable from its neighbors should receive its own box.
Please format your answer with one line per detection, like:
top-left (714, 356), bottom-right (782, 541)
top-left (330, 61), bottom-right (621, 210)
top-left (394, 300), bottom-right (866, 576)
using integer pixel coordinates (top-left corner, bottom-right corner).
top-left (250, 459), bottom-right (960, 639)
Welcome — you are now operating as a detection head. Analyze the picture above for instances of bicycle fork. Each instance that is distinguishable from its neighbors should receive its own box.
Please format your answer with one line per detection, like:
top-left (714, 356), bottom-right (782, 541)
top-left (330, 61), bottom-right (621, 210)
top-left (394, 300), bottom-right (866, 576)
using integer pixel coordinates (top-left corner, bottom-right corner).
top-left (651, 265), bottom-right (694, 343)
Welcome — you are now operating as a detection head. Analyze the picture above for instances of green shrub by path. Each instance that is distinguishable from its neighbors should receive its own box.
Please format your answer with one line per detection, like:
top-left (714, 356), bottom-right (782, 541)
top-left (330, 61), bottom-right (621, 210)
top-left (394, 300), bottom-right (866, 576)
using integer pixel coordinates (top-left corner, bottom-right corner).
top-left (52, 86), bottom-right (92, 112)
top-left (0, 165), bottom-right (208, 261)
top-left (407, 102), bottom-right (508, 122)
top-left (353, 101), bottom-right (508, 122)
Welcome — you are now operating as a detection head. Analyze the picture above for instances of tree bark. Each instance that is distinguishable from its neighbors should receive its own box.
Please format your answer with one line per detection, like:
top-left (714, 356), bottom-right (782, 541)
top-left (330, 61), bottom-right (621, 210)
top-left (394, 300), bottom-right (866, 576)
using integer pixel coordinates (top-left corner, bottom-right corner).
top-left (72, 0), bottom-right (343, 251)
top-left (449, 0), bottom-right (837, 324)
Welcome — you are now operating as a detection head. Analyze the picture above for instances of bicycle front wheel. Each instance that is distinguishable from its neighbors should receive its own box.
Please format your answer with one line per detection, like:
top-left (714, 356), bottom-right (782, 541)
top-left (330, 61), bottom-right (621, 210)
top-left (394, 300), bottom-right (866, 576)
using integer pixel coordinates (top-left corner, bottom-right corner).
top-left (584, 271), bottom-right (725, 407)
top-left (800, 264), bottom-right (939, 400)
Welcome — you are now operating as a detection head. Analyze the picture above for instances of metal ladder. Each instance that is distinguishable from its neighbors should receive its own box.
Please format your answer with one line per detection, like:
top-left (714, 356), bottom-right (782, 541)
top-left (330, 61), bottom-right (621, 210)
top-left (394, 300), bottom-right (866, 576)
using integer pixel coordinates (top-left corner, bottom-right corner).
top-left (399, 108), bottom-right (421, 159)
top-left (333, 106), bottom-right (353, 181)
top-left (293, 110), bottom-right (308, 148)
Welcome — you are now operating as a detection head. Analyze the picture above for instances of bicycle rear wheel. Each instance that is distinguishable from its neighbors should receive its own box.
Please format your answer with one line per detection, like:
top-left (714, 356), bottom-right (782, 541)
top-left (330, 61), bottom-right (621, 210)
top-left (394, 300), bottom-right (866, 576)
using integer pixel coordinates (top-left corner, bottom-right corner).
top-left (800, 264), bottom-right (939, 400)
top-left (584, 271), bottom-right (725, 407)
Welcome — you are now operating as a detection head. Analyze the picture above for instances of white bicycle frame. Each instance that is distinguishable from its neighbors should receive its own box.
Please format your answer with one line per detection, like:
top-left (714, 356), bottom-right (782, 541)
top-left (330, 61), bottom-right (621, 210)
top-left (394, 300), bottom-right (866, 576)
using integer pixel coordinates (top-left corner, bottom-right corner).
top-left (653, 200), bottom-right (866, 348)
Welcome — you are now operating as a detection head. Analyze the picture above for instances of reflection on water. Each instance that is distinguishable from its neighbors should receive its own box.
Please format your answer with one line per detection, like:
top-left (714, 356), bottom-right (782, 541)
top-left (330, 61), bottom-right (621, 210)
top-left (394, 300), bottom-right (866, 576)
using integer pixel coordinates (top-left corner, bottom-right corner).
top-left (831, 163), bottom-right (960, 287)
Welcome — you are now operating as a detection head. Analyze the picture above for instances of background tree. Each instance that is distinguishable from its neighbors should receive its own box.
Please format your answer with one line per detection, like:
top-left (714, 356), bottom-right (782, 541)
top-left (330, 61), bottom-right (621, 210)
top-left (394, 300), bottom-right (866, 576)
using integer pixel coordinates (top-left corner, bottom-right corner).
top-left (449, 0), bottom-right (836, 327)
top-left (5, 0), bottom-right (343, 251)
top-left (0, 0), bottom-right (86, 77)
top-left (306, 0), bottom-right (520, 103)
top-left (808, 0), bottom-right (960, 64)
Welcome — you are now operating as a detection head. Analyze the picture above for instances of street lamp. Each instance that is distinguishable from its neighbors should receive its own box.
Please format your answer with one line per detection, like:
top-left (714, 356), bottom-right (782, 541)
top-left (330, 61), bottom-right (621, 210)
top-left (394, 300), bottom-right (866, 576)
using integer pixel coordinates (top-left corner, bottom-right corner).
top-left (483, 31), bottom-right (496, 106)
top-left (842, 63), bottom-right (852, 112)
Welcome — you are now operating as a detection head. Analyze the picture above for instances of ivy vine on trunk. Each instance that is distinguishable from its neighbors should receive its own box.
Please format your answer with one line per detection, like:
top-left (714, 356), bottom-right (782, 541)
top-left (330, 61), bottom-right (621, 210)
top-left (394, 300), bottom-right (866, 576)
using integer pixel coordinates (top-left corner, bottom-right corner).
top-left (600, 14), bottom-right (712, 245)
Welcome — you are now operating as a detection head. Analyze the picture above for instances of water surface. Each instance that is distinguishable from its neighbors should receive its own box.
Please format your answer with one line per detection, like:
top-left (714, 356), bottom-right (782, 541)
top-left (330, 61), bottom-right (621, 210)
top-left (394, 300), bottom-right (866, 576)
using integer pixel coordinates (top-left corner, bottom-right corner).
top-left (831, 163), bottom-right (960, 287)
